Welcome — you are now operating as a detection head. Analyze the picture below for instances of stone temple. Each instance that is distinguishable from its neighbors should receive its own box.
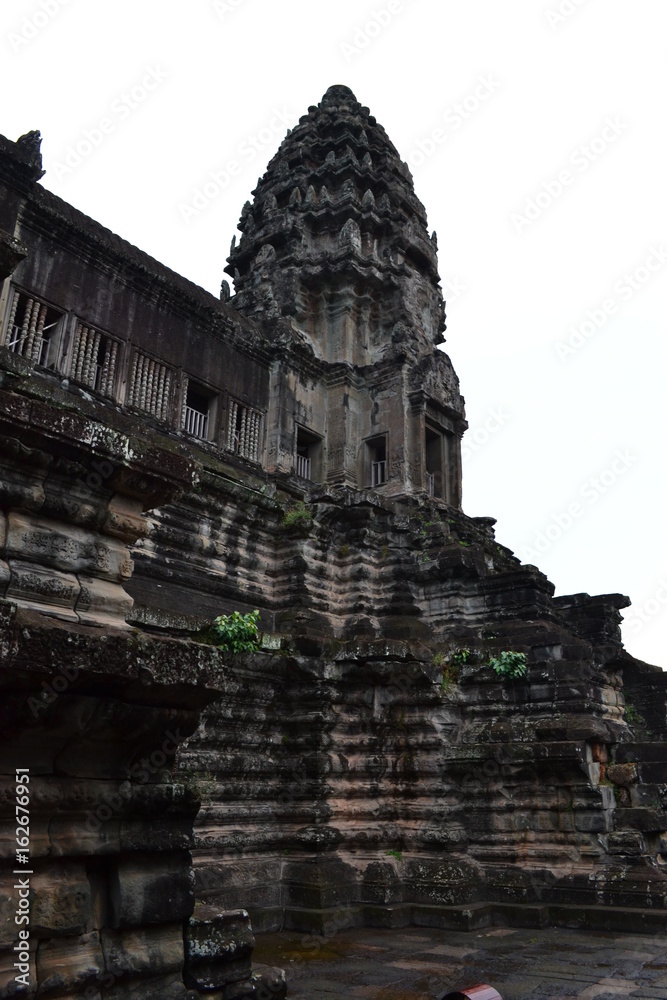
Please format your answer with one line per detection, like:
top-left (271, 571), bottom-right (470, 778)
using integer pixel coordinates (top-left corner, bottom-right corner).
top-left (0, 85), bottom-right (665, 999)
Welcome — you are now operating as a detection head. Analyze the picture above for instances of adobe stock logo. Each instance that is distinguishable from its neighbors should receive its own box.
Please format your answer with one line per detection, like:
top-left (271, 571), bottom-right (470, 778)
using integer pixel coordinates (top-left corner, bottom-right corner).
top-left (339, 0), bottom-right (407, 64)
top-left (555, 246), bottom-right (667, 361)
top-left (178, 109), bottom-right (295, 223)
top-left (545, 0), bottom-right (590, 29)
top-left (51, 67), bottom-right (169, 179)
top-left (7, 0), bottom-right (74, 52)
top-left (519, 449), bottom-right (638, 562)
top-left (461, 406), bottom-right (510, 462)
top-left (511, 118), bottom-right (628, 234)
top-left (407, 75), bottom-right (501, 169)
top-left (212, 0), bottom-right (248, 15)
top-left (624, 578), bottom-right (667, 636)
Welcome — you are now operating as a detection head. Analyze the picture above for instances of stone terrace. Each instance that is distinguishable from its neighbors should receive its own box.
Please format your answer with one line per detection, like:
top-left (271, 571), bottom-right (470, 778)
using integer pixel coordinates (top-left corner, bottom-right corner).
top-left (254, 924), bottom-right (667, 999)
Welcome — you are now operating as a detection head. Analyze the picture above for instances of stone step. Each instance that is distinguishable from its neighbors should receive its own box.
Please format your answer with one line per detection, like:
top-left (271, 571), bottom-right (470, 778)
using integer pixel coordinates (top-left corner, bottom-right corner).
top-left (614, 807), bottom-right (667, 832)
top-left (273, 899), bottom-right (667, 936)
top-left (615, 742), bottom-right (667, 763)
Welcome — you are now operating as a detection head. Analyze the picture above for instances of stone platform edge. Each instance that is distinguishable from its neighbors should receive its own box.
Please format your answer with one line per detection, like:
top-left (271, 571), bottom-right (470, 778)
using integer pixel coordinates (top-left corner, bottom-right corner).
top-left (249, 901), bottom-right (667, 936)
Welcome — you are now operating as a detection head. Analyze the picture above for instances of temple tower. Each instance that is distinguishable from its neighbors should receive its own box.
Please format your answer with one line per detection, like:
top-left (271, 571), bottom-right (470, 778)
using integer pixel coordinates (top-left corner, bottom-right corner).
top-left (226, 85), bottom-right (467, 503)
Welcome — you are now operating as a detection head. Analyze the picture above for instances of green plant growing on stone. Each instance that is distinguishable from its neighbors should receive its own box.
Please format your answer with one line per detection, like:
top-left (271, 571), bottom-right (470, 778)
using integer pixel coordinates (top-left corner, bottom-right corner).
top-left (179, 767), bottom-right (215, 799)
top-left (435, 649), bottom-right (471, 692)
top-left (213, 609), bottom-right (260, 653)
top-left (440, 662), bottom-right (459, 693)
top-left (385, 849), bottom-right (403, 861)
top-left (489, 650), bottom-right (527, 680)
top-left (624, 701), bottom-right (647, 731)
top-left (282, 501), bottom-right (312, 531)
top-left (449, 649), bottom-right (472, 669)
top-left (337, 543), bottom-right (350, 557)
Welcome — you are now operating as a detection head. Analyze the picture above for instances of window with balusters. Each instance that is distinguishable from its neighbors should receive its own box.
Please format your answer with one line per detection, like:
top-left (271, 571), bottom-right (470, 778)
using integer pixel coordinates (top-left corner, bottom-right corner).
top-left (226, 399), bottom-right (262, 463)
top-left (68, 322), bottom-right (120, 397)
top-left (127, 350), bottom-right (174, 422)
top-left (1, 287), bottom-right (64, 368)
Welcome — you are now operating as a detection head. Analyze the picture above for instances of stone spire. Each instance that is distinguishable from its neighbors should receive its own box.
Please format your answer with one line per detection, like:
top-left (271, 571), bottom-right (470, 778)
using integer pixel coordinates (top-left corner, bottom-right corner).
top-left (225, 85), bottom-right (446, 365)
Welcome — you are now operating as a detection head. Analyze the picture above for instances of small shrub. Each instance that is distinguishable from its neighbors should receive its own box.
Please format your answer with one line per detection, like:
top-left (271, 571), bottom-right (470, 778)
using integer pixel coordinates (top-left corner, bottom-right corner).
top-left (337, 543), bottom-right (350, 557)
top-left (282, 502), bottom-right (312, 531)
top-left (213, 609), bottom-right (260, 653)
top-left (489, 650), bottom-right (527, 680)
top-left (385, 849), bottom-right (403, 861)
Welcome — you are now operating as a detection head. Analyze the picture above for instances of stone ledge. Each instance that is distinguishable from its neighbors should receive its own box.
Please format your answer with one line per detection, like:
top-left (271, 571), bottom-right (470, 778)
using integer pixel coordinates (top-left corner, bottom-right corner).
top-left (252, 899), bottom-right (667, 937)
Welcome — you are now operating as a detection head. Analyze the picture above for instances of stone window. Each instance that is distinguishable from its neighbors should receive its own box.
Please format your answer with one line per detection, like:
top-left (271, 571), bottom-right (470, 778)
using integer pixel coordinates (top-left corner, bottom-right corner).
top-left (127, 349), bottom-right (174, 421)
top-left (366, 435), bottom-right (387, 487)
top-left (295, 427), bottom-right (322, 482)
top-left (2, 287), bottom-right (64, 368)
top-left (226, 399), bottom-right (262, 463)
top-left (182, 378), bottom-right (217, 441)
top-left (68, 321), bottom-right (120, 397)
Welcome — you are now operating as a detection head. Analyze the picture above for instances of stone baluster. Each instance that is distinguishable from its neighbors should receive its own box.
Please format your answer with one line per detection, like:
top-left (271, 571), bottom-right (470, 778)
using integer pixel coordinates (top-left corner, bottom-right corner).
top-left (29, 302), bottom-right (47, 362)
top-left (17, 299), bottom-right (37, 356)
top-left (5, 288), bottom-right (19, 346)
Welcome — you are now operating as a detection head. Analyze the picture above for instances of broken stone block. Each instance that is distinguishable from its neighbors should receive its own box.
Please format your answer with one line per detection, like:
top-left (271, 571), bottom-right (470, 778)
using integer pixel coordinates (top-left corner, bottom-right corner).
top-left (252, 964), bottom-right (287, 1000)
top-left (606, 830), bottom-right (645, 855)
top-left (184, 906), bottom-right (254, 991)
top-left (606, 762), bottom-right (638, 787)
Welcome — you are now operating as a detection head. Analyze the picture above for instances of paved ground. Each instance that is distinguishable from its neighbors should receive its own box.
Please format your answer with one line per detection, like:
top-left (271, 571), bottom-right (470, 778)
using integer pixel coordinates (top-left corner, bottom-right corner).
top-left (253, 925), bottom-right (667, 999)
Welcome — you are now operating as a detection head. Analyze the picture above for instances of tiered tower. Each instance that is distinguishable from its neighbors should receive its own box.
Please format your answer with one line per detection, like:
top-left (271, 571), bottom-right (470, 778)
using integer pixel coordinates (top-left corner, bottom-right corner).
top-left (226, 85), bottom-right (467, 502)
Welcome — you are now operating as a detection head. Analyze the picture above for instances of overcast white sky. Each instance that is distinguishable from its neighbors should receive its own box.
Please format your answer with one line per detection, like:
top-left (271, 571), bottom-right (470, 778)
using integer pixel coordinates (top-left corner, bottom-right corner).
top-left (3, 0), bottom-right (666, 666)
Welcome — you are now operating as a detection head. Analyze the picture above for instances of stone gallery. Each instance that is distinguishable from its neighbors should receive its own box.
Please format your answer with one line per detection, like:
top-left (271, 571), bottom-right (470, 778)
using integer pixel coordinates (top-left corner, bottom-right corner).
top-left (0, 85), bottom-right (665, 998)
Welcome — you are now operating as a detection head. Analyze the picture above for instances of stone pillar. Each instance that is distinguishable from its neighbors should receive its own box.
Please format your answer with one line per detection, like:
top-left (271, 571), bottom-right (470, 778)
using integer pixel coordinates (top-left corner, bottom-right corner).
top-left (326, 376), bottom-right (358, 487)
top-left (408, 395), bottom-right (426, 494)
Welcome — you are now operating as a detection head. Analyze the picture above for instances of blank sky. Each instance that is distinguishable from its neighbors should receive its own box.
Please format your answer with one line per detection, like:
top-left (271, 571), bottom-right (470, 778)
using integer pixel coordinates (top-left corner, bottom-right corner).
top-left (3, 0), bottom-right (666, 666)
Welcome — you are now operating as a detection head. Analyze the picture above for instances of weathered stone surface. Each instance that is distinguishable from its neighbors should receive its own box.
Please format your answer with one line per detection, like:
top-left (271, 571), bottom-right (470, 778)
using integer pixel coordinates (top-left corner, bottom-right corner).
top-left (6, 559), bottom-right (80, 619)
top-left (0, 227), bottom-right (27, 278)
top-left (184, 906), bottom-right (255, 991)
top-left (101, 924), bottom-right (185, 978)
top-left (30, 863), bottom-right (92, 937)
top-left (6, 512), bottom-right (132, 581)
top-left (606, 762), bottom-right (638, 787)
top-left (252, 964), bottom-right (286, 1000)
top-left (0, 942), bottom-right (36, 997)
top-left (35, 931), bottom-right (104, 995)
top-left (110, 853), bottom-right (195, 928)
